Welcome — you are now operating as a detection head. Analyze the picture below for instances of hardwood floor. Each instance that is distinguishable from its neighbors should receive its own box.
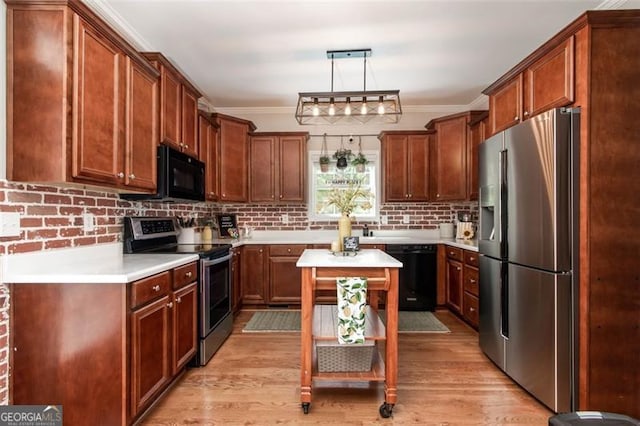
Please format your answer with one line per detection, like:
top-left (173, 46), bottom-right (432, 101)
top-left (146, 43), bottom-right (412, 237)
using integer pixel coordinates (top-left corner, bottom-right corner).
top-left (141, 309), bottom-right (552, 425)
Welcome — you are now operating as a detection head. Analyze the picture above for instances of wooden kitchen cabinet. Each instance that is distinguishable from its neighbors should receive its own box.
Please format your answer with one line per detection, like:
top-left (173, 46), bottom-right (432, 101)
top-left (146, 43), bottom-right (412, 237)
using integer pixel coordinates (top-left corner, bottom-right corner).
top-left (131, 263), bottom-right (198, 417)
top-left (444, 246), bottom-right (480, 328)
top-left (6, 1), bottom-right (160, 192)
top-left (212, 113), bottom-right (257, 202)
top-left (198, 111), bottom-right (220, 201)
top-left (485, 36), bottom-right (574, 135)
top-left (482, 11), bottom-right (640, 416)
top-left (379, 131), bottom-right (433, 202)
top-left (10, 260), bottom-right (198, 425)
top-left (240, 245), bottom-right (268, 305)
top-left (445, 249), bottom-right (463, 314)
top-left (268, 244), bottom-right (307, 304)
top-left (231, 247), bottom-right (242, 313)
top-left (249, 132), bottom-right (308, 203)
top-left (426, 111), bottom-right (487, 201)
top-left (462, 251), bottom-right (479, 329)
top-left (142, 52), bottom-right (201, 158)
top-left (467, 112), bottom-right (490, 201)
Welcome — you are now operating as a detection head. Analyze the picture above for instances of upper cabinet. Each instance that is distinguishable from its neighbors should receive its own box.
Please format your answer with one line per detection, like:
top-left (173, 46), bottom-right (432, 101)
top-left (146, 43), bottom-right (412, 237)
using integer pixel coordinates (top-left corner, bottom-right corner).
top-left (466, 112), bottom-right (490, 201)
top-left (142, 53), bottom-right (201, 158)
top-left (249, 133), bottom-right (308, 203)
top-left (379, 131), bottom-right (433, 202)
top-left (426, 111), bottom-right (488, 201)
top-left (484, 36), bottom-right (574, 135)
top-left (6, 1), bottom-right (160, 192)
top-left (211, 113), bottom-right (256, 202)
top-left (198, 112), bottom-right (219, 202)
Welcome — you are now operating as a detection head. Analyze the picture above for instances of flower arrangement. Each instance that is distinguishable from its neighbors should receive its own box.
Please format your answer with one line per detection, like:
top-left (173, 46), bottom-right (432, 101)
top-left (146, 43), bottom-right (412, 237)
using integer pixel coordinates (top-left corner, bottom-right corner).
top-left (324, 180), bottom-right (373, 216)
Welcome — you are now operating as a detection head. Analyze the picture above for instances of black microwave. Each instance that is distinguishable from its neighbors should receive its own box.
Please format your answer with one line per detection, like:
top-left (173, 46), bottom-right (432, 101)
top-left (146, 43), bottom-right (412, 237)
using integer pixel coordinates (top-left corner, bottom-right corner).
top-left (121, 145), bottom-right (205, 202)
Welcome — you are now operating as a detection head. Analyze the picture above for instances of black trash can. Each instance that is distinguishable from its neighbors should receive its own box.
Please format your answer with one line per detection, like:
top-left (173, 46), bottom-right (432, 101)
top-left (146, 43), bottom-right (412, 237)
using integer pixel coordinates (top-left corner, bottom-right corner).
top-left (550, 412), bottom-right (640, 426)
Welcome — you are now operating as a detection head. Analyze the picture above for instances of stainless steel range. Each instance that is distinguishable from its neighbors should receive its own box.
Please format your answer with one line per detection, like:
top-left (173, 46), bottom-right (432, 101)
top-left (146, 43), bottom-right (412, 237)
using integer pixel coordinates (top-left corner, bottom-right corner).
top-left (124, 216), bottom-right (233, 366)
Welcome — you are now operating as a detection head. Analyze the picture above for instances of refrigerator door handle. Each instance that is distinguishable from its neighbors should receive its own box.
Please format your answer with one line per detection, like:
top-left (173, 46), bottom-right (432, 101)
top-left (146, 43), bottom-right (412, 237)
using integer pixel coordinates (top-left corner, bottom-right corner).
top-left (500, 262), bottom-right (509, 339)
top-left (499, 149), bottom-right (508, 259)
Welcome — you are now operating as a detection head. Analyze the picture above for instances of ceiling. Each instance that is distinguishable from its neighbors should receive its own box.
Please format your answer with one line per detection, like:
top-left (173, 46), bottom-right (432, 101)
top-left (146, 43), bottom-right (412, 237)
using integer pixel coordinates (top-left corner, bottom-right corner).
top-left (89, 0), bottom-right (640, 111)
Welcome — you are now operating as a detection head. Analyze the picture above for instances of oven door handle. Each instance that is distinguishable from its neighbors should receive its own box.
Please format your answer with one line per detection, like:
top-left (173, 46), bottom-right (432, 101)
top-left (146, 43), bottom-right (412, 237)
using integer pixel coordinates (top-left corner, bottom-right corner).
top-left (201, 252), bottom-right (232, 267)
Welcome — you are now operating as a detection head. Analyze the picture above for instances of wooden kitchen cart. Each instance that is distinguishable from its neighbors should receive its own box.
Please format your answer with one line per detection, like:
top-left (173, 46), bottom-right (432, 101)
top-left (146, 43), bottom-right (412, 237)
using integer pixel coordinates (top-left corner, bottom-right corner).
top-left (296, 249), bottom-right (402, 417)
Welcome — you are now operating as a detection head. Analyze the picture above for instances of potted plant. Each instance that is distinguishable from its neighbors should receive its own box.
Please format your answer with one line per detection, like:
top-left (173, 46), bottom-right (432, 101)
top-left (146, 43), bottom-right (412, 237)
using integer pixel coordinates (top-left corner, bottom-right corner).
top-left (351, 152), bottom-right (368, 172)
top-left (333, 148), bottom-right (353, 169)
top-left (319, 155), bottom-right (331, 172)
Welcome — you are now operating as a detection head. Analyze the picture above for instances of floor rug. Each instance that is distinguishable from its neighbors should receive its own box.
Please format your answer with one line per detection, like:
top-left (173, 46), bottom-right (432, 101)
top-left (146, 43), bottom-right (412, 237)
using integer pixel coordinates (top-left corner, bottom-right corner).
top-left (242, 310), bottom-right (450, 333)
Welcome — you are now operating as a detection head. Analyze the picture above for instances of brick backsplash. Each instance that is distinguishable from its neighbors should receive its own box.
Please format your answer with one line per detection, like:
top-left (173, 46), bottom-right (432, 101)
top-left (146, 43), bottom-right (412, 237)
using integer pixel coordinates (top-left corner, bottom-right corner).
top-left (0, 180), bottom-right (214, 255)
top-left (215, 201), bottom-right (478, 232)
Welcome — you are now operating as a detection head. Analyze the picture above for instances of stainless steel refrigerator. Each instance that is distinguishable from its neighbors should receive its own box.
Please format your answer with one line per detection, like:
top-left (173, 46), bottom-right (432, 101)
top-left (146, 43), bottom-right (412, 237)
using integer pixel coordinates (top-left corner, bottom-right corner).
top-left (478, 107), bottom-right (579, 413)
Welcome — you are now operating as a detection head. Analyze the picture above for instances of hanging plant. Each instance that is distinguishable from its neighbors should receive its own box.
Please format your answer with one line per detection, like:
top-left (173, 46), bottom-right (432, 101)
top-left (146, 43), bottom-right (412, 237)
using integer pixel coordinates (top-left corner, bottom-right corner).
top-left (319, 133), bottom-right (331, 172)
top-left (351, 136), bottom-right (368, 172)
top-left (333, 136), bottom-right (353, 170)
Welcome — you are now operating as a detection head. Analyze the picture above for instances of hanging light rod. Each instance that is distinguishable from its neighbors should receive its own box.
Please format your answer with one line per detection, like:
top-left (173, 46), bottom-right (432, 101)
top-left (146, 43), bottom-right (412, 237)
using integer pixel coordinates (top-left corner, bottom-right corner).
top-left (295, 48), bottom-right (402, 125)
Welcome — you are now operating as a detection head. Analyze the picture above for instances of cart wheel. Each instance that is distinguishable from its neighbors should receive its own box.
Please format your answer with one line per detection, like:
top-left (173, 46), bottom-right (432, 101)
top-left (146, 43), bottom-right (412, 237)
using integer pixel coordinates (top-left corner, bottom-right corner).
top-left (302, 402), bottom-right (310, 414)
top-left (379, 402), bottom-right (393, 418)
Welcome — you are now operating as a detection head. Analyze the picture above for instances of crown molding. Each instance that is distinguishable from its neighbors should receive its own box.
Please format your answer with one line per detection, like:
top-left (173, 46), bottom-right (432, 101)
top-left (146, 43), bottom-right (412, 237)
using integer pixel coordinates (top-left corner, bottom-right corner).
top-left (82, 0), bottom-right (154, 51)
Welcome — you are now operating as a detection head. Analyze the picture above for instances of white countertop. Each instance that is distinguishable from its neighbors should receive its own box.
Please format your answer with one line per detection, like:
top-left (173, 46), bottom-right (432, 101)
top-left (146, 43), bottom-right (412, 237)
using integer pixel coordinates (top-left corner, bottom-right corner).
top-left (1, 243), bottom-right (199, 284)
top-left (206, 229), bottom-right (478, 252)
top-left (296, 249), bottom-right (403, 268)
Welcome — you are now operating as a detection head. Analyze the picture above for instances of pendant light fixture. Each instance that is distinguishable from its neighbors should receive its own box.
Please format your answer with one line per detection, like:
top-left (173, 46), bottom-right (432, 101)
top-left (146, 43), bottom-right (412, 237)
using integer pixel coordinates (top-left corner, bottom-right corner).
top-left (295, 49), bottom-right (402, 125)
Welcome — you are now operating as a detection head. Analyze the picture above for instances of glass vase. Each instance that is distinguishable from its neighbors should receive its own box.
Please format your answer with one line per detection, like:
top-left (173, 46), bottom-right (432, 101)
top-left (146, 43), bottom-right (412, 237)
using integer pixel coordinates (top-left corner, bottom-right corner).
top-left (338, 213), bottom-right (352, 251)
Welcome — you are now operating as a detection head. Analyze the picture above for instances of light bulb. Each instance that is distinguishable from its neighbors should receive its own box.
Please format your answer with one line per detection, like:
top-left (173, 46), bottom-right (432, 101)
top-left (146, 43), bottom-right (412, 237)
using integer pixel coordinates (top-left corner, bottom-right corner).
top-left (345, 97), bottom-right (351, 115)
top-left (312, 98), bottom-right (319, 117)
top-left (360, 97), bottom-right (368, 115)
top-left (328, 98), bottom-right (335, 116)
top-left (377, 96), bottom-right (385, 115)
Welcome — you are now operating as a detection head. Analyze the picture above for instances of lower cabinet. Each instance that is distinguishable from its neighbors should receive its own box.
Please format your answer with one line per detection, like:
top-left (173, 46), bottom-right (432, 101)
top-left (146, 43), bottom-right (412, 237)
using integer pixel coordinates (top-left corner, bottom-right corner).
top-left (131, 262), bottom-right (198, 417)
top-left (9, 261), bottom-right (198, 425)
top-left (268, 245), bottom-right (307, 304)
top-left (231, 247), bottom-right (242, 313)
top-left (444, 246), bottom-right (480, 330)
top-left (240, 245), bottom-right (268, 305)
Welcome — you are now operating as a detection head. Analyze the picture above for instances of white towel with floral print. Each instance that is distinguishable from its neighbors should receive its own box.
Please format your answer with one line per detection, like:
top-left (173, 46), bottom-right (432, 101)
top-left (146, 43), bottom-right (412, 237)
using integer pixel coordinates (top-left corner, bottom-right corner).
top-left (336, 277), bottom-right (368, 344)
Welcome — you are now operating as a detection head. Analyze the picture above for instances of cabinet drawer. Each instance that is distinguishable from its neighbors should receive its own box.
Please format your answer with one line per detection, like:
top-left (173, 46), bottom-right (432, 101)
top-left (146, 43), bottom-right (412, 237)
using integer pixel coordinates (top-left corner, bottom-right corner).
top-left (464, 250), bottom-right (479, 267)
top-left (269, 244), bottom-right (307, 256)
top-left (445, 246), bottom-right (463, 262)
top-left (131, 271), bottom-right (171, 308)
top-left (463, 266), bottom-right (479, 297)
top-left (463, 292), bottom-right (479, 329)
top-left (173, 262), bottom-right (198, 289)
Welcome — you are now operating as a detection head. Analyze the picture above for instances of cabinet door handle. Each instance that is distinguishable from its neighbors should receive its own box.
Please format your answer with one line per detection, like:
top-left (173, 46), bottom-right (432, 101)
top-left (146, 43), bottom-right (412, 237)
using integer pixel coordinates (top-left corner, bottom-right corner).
top-left (152, 285), bottom-right (160, 292)
top-left (457, 267), bottom-right (461, 271)
top-left (405, 194), bottom-right (409, 198)
top-left (287, 248), bottom-right (291, 253)
top-left (117, 172), bottom-right (124, 178)
top-left (523, 111), bottom-right (529, 117)
top-left (469, 257), bottom-right (475, 261)
top-left (185, 144), bottom-right (189, 150)
top-left (279, 194), bottom-right (283, 199)
top-left (514, 116), bottom-right (519, 121)
top-left (469, 307), bottom-right (475, 312)
top-left (449, 251), bottom-right (455, 256)
top-left (436, 193), bottom-right (440, 198)
top-left (176, 297), bottom-right (182, 304)
top-left (259, 249), bottom-right (263, 253)
top-left (167, 302), bottom-right (173, 308)
top-left (129, 173), bottom-right (135, 180)
top-left (185, 271), bottom-right (192, 278)
top-left (470, 279), bottom-right (476, 283)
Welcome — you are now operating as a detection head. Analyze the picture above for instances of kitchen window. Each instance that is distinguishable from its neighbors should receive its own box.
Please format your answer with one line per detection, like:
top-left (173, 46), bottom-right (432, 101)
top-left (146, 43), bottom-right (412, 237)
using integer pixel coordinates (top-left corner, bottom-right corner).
top-left (307, 151), bottom-right (379, 221)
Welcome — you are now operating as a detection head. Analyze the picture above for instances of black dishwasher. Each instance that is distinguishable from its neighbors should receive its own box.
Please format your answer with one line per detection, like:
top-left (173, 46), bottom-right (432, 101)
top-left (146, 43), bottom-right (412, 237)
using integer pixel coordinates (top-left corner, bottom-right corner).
top-left (386, 245), bottom-right (437, 311)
